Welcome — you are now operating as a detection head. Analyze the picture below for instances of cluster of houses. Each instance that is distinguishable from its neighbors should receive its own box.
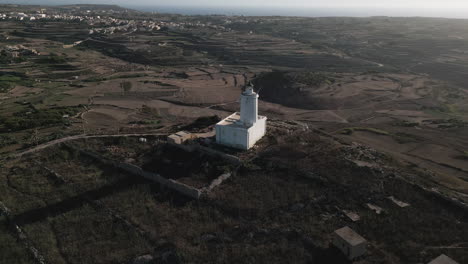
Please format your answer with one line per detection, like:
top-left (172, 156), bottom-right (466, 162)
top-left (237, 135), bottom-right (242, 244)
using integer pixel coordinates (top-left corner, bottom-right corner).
top-left (0, 12), bottom-right (47, 21)
top-left (90, 20), bottom-right (162, 35)
top-left (0, 10), bottom-right (232, 36)
top-left (1, 45), bottom-right (40, 58)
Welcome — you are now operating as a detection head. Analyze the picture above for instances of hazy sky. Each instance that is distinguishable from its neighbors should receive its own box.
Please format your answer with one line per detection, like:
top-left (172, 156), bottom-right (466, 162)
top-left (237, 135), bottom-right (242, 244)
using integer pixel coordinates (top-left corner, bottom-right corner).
top-left (149, 0), bottom-right (468, 8)
top-left (2, 0), bottom-right (468, 8)
top-left (2, 0), bottom-right (468, 18)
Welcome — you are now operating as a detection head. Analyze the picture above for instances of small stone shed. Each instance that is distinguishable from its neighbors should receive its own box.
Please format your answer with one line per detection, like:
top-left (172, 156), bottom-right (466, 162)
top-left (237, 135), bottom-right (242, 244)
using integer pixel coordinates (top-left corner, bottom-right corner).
top-left (332, 226), bottom-right (367, 260)
top-left (428, 254), bottom-right (459, 264)
top-left (167, 131), bottom-right (193, 144)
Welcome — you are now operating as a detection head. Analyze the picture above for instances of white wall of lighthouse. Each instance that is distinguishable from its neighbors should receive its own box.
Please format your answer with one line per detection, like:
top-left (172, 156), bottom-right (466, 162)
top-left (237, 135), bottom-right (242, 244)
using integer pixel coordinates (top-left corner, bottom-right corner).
top-left (215, 84), bottom-right (267, 150)
top-left (240, 86), bottom-right (258, 127)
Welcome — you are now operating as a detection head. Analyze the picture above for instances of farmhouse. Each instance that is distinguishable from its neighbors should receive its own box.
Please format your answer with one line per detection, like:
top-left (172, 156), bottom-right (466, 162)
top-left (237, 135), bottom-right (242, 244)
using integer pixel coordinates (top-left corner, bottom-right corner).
top-left (332, 226), bottom-right (367, 260)
top-left (215, 84), bottom-right (267, 150)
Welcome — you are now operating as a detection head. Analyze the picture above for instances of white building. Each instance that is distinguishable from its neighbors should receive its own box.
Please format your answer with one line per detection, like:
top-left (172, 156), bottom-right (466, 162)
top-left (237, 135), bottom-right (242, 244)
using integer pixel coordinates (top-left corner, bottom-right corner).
top-left (332, 226), bottom-right (367, 260)
top-left (215, 84), bottom-right (266, 150)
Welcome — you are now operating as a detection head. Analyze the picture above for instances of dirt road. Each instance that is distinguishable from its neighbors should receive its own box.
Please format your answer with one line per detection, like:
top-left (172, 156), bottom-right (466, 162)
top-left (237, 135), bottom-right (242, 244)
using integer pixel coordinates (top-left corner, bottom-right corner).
top-left (12, 133), bottom-right (166, 158)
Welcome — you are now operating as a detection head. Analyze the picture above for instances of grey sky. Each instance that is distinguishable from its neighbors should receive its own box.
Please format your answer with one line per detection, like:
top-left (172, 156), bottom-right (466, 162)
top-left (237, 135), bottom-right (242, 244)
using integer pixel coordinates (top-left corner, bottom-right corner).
top-left (3, 0), bottom-right (468, 8)
top-left (148, 0), bottom-right (468, 8)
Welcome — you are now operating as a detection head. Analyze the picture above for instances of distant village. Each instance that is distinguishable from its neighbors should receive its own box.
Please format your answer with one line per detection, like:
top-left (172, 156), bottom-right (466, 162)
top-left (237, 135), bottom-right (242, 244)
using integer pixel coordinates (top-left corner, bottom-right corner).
top-left (0, 8), bottom-right (245, 36)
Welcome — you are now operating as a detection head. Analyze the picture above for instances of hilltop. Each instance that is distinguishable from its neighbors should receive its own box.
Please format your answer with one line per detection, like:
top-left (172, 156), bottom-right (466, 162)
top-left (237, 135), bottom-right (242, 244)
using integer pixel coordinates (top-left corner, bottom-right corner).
top-left (0, 4), bottom-right (467, 264)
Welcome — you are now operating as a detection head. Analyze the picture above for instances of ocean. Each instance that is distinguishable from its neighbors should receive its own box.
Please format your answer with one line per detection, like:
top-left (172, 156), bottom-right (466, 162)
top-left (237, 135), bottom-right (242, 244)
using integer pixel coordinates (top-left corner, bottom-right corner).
top-left (123, 5), bottom-right (468, 19)
top-left (1, 0), bottom-right (468, 19)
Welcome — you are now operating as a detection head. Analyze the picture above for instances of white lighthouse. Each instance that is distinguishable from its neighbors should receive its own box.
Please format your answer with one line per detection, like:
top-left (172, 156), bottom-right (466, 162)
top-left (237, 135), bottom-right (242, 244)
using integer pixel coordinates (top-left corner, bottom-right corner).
top-left (240, 86), bottom-right (258, 126)
top-left (215, 83), bottom-right (267, 150)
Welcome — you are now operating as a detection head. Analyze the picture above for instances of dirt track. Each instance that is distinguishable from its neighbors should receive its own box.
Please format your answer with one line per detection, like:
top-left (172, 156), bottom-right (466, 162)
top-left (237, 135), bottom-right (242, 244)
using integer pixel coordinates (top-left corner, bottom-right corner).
top-left (13, 133), bottom-right (167, 158)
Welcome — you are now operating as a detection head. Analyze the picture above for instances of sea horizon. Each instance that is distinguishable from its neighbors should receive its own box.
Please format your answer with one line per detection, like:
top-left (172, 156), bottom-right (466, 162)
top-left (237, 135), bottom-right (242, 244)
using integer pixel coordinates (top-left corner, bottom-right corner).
top-left (1, 1), bottom-right (468, 19)
top-left (123, 5), bottom-right (468, 19)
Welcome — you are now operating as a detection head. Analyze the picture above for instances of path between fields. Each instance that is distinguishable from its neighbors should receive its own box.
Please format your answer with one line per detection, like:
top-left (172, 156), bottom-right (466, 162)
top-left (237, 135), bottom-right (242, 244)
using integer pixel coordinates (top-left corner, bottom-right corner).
top-left (13, 133), bottom-right (166, 158)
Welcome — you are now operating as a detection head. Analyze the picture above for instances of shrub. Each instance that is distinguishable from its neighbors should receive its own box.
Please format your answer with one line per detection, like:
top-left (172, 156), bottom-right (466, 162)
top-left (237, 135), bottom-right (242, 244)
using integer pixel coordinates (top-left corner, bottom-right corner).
top-left (294, 72), bottom-right (335, 86)
top-left (393, 120), bottom-right (419, 127)
top-left (0, 74), bottom-right (33, 93)
top-left (0, 134), bottom-right (18, 148)
top-left (37, 54), bottom-right (67, 64)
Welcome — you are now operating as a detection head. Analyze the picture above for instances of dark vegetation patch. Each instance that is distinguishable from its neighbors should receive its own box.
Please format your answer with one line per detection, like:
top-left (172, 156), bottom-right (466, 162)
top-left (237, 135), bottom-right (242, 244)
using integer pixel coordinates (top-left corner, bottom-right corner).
top-left (1, 129), bottom-right (467, 263)
top-left (0, 134), bottom-right (18, 148)
top-left (392, 132), bottom-right (424, 144)
top-left (340, 127), bottom-right (390, 136)
top-left (393, 120), bottom-right (419, 127)
top-left (0, 216), bottom-right (36, 264)
top-left (70, 136), bottom-right (161, 164)
top-left (0, 106), bottom-right (82, 132)
top-left (45, 64), bottom-right (79, 71)
top-left (12, 24), bottom-right (89, 44)
top-left (252, 71), bottom-right (337, 109)
top-left (293, 72), bottom-right (336, 86)
top-left (78, 39), bottom-right (154, 65)
top-left (426, 118), bottom-right (468, 129)
top-left (21, 131), bottom-right (69, 149)
top-left (0, 51), bottom-right (27, 64)
top-left (181, 115), bottom-right (220, 132)
top-left (84, 73), bottom-right (148, 82)
top-left (40, 70), bottom-right (94, 80)
top-left (0, 73), bottom-right (34, 93)
top-left (340, 127), bottom-right (424, 144)
top-left (36, 54), bottom-right (68, 64)
top-left (230, 131), bottom-right (468, 263)
top-left (139, 80), bottom-right (175, 87)
top-left (139, 104), bottom-right (160, 118)
top-left (128, 120), bottom-right (161, 125)
top-left (141, 143), bottom-right (234, 187)
top-left (168, 72), bottom-right (189, 79)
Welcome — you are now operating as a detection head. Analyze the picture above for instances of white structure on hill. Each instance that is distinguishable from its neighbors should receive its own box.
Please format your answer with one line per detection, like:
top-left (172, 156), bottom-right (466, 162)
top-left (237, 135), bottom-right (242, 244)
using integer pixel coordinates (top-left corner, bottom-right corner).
top-left (332, 226), bottom-right (367, 260)
top-left (215, 84), bottom-right (267, 150)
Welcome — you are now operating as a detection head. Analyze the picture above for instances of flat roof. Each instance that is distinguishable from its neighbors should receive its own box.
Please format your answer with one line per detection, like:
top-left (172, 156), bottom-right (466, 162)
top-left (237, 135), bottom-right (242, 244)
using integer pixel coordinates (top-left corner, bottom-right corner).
top-left (334, 226), bottom-right (366, 246)
top-left (175, 131), bottom-right (191, 137)
top-left (216, 112), bottom-right (266, 128)
top-left (217, 112), bottom-right (241, 126)
top-left (169, 131), bottom-right (191, 139)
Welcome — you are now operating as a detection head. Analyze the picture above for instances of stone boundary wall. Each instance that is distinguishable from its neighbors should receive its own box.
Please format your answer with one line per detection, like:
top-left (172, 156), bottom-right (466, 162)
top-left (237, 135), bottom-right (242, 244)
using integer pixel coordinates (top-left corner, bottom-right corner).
top-left (0, 201), bottom-right (47, 264)
top-left (410, 180), bottom-right (468, 212)
top-left (203, 173), bottom-right (232, 193)
top-left (62, 143), bottom-right (241, 199)
top-left (63, 144), bottom-right (203, 199)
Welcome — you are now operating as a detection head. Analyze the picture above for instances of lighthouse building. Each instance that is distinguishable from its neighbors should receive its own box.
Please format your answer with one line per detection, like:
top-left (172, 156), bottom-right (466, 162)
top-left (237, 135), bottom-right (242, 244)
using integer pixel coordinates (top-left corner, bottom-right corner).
top-left (215, 84), bottom-right (267, 150)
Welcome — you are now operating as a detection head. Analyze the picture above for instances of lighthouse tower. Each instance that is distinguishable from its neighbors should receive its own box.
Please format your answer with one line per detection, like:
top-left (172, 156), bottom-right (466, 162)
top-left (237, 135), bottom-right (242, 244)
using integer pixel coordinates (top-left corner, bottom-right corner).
top-left (240, 85), bottom-right (258, 127)
top-left (215, 83), bottom-right (267, 150)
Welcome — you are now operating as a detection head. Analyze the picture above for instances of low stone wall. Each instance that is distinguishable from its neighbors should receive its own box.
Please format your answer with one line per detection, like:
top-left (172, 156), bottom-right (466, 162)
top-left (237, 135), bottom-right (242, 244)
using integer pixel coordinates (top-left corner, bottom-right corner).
top-left (203, 173), bottom-right (232, 193)
top-left (198, 145), bottom-right (241, 166)
top-left (117, 161), bottom-right (203, 199)
top-left (62, 142), bottom-right (240, 199)
top-left (63, 144), bottom-right (202, 199)
top-left (0, 201), bottom-right (47, 264)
